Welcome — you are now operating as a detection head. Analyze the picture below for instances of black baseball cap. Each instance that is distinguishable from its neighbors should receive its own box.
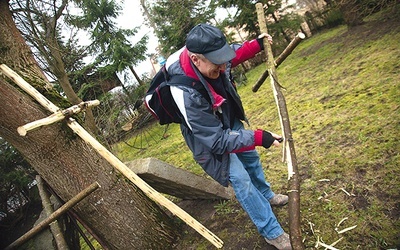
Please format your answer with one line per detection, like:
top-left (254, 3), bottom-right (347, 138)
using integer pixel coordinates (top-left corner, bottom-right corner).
top-left (186, 23), bottom-right (236, 65)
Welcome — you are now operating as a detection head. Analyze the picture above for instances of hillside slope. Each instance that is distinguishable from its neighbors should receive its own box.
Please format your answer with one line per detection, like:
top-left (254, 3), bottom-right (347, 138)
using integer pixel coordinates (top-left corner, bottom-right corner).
top-left (115, 7), bottom-right (400, 249)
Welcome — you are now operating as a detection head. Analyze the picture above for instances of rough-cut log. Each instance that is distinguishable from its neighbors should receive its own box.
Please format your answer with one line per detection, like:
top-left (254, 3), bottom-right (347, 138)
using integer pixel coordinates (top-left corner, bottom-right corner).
top-left (16, 100), bottom-right (100, 136)
top-left (252, 32), bottom-right (305, 92)
top-left (35, 175), bottom-right (69, 250)
top-left (5, 182), bottom-right (99, 250)
top-left (0, 64), bottom-right (224, 249)
top-left (256, 3), bottom-right (304, 249)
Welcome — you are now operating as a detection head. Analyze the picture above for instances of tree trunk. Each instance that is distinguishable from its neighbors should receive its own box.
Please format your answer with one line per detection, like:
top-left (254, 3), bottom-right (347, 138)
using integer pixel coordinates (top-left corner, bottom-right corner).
top-left (0, 1), bottom-right (177, 249)
top-left (129, 65), bottom-right (145, 86)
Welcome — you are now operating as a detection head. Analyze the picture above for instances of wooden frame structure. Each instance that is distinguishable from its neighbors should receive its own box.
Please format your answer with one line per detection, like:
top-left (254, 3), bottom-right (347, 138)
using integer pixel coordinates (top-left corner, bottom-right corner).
top-left (0, 64), bottom-right (223, 249)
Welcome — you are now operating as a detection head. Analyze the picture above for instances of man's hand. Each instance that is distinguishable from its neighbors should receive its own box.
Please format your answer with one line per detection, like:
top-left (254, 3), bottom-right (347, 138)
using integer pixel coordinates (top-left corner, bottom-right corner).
top-left (254, 129), bottom-right (283, 149)
top-left (258, 33), bottom-right (273, 44)
top-left (269, 131), bottom-right (283, 146)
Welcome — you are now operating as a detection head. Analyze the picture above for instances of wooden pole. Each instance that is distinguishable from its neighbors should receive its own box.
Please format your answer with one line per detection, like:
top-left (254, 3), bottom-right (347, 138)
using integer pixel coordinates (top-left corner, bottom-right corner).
top-left (252, 32), bottom-right (305, 92)
top-left (17, 100), bottom-right (100, 136)
top-left (5, 182), bottom-right (100, 250)
top-left (36, 175), bottom-right (69, 250)
top-left (0, 64), bottom-right (224, 249)
top-left (48, 188), bottom-right (107, 249)
top-left (255, 3), bottom-right (304, 249)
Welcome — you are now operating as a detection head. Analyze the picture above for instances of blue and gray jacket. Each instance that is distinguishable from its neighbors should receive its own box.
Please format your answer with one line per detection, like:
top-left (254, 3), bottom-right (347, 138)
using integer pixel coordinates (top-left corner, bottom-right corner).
top-left (166, 39), bottom-right (266, 187)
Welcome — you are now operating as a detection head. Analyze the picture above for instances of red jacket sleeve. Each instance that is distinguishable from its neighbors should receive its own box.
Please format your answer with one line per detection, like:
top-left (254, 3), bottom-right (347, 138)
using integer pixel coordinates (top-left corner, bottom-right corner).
top-left (230, 39), bottom-right (262, 68)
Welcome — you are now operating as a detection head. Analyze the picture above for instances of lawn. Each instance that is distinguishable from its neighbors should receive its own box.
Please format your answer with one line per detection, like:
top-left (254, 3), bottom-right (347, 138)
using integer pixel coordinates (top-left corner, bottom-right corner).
top-left (113, 7), bottom-right (400, 249)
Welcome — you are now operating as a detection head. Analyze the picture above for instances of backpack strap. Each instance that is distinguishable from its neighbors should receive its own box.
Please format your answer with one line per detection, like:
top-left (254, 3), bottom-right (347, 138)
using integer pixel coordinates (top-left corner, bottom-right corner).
top-left (167, 75), bottom-right (211, 103)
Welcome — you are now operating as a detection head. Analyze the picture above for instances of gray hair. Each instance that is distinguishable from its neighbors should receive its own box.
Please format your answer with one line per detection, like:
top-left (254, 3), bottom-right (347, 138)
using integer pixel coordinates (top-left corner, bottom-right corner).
top-left (187, 50), bottom-right (206, 60)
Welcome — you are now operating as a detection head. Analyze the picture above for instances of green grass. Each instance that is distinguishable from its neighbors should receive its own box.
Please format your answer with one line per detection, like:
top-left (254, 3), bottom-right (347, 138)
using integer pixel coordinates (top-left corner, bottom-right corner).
top-left (113, 9), bottom-right (400, 249)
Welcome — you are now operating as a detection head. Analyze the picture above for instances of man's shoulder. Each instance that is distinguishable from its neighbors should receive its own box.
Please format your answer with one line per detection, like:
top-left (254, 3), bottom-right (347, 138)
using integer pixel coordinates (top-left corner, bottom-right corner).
top-left (165, 47), bottom-right (185, 72)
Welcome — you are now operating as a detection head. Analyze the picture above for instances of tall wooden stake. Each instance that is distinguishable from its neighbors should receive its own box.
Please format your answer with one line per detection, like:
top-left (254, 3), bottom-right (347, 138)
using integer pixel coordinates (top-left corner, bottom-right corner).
top-left (255, 3), bottom-right (304, 249)
top-left (0, 64), bottom-right (224, 249)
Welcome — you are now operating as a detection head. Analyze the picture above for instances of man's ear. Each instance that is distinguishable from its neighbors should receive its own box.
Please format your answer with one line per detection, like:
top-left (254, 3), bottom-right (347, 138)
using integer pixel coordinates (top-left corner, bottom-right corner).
top-left (190, 54), bottom-right (200, 67)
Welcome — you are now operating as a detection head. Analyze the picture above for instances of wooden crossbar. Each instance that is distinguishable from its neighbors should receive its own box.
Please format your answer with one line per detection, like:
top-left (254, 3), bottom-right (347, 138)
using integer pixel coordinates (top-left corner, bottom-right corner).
top-left (17, 100), bottom-right (100, 136)
top-left (252, 32), bottom-right (305, 92)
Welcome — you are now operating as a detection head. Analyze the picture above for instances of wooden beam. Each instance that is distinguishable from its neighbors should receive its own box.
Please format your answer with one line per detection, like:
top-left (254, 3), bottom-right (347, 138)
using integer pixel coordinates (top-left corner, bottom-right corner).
top-left (255, 3), bottom-right (304, 249)
top-left (0, 64), bottom-right (224, 249)
top-left (67, 212), bottom-right (97, 250)
top-left (252, 32), bottom-right (305, 92)
top-left (17, 100), bottom-right (100, 136)
top-left (5, 182), bottom-right (100, 250)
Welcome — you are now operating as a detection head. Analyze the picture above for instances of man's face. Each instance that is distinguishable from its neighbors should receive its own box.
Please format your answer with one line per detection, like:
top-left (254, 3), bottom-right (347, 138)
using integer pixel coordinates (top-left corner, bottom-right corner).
top-left (190, 54), bottom-right (226, 79)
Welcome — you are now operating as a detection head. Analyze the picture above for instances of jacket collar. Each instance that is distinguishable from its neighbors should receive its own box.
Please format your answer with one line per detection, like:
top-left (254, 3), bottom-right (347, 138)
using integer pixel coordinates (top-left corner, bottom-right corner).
top-left (179, 48), bottom-right (226, 109)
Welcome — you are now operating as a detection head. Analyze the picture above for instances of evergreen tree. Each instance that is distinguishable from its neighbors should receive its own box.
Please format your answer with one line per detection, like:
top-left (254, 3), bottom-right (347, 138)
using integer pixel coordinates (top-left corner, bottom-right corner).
top-left (218, 0), bottom-right (302, 53)
top-left (147, 0), bottom-right (217, 56)
top-left (0, 138), bottom-right (37, 230)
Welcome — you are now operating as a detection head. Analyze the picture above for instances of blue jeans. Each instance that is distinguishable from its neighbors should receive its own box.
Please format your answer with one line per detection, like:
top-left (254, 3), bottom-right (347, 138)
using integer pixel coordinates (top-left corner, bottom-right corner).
top-left (229, 150), bottom-right (283, 239)
top-left (229, 121), bottom-right (284, 239)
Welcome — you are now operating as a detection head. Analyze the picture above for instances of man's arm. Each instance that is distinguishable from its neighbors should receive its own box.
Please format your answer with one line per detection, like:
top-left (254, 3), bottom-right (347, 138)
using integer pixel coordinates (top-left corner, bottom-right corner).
top-left (230, 34), bottom-right (272, 68)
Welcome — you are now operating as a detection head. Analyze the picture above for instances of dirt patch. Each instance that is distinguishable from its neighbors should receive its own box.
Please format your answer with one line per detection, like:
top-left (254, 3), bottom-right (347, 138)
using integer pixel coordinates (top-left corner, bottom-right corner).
top-left (349, 191), bottom-right (370, 211)
top-left (173, 199), bottom-right (281, 250)
top-left (385, 201), bottom-right (400, 221)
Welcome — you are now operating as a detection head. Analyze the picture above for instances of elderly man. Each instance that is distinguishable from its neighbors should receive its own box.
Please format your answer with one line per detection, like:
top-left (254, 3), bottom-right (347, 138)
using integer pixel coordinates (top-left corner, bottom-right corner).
top-left (165, 23), bottom-right (291, 249)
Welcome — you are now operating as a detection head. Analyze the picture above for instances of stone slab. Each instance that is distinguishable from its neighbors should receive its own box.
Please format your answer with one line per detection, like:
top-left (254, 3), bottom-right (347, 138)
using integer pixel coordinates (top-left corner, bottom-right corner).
top-left (125, 158), bottom-right (234, 200)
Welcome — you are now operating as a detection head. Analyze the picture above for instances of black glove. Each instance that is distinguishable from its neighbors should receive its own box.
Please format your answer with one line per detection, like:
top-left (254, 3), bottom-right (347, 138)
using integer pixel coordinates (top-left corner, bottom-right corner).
top-left (254, 129), bottom-right (275, 149)
top-left (262, 130), bottom-right (275, 148)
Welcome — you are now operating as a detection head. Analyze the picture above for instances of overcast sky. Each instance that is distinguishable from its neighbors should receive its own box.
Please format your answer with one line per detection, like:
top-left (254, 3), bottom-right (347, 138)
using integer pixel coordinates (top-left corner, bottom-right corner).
top-left (116, 1), bottom-right (232, 80)
top-left (116, 1), bottom-right (159, 78)
top-left (90, 1), bottom-right (297, 85)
